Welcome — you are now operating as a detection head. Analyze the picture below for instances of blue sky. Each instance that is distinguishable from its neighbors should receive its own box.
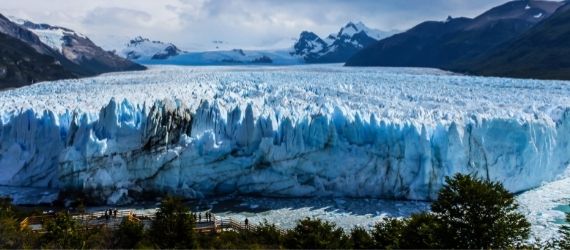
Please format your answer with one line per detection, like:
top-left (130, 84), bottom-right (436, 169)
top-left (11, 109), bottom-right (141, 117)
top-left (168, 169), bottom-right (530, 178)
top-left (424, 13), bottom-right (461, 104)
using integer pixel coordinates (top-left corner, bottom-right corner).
top-left (0, 0), bottom-right (523, 51)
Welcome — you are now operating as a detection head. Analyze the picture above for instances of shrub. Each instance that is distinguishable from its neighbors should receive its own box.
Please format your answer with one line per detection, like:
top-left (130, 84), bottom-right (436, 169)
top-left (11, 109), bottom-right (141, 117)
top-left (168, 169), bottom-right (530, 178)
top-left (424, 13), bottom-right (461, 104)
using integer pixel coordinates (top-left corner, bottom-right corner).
top-left (349, 226), bottom-right (374, 249)
top-left (114, 217), bottom-right (145, 248)
top-left (40, 212), bottom-right (83, 249)
top-left (370, 217), bottom-right (406, 249)
top-left (399, 212), bottom-right (441, 249)
top-left (284, 217), bottom-right (350, 249)
top-left (149, 196), bottom-right (197, 249)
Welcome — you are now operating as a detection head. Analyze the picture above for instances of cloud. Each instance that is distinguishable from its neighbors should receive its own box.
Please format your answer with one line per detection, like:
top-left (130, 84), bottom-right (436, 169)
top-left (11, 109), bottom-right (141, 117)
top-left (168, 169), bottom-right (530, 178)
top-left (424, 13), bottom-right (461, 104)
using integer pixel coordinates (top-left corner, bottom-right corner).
top-left (0, 0), bottom-right (516, 51)
top-left (83, 7), bottom-right (152, 27)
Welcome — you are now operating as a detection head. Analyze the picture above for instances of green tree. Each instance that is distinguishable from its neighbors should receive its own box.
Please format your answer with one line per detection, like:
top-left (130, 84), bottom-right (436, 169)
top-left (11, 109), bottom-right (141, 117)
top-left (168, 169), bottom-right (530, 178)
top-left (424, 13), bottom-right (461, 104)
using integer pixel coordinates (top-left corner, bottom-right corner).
top-left (399, 212), bottom-right (442, 249)
top-left (40, 212), bottom-right (84, 249)
top-left (114, 217), bottom-right (145, 248)
top-left (370, 217), bottom-right (405, 249)
top-left (149, 196), bottom-right (197, 249)
top-left (431, 174), bottom-right (530, 249)
top-left (284, 217), bottom-right (350, 249)
top-left (0, 197), bottom-right (33, 249)
top-left (251, 219), bottom-right (284, 248)
top-left (349, 226), bottom-right (374, 249)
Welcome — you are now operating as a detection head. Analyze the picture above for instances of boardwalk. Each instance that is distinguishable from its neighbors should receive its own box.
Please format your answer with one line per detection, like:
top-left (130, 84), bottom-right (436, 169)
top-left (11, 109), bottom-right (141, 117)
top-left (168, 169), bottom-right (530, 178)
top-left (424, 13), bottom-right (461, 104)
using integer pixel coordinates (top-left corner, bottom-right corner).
top-left (19, 209), bottom-right (272, 234)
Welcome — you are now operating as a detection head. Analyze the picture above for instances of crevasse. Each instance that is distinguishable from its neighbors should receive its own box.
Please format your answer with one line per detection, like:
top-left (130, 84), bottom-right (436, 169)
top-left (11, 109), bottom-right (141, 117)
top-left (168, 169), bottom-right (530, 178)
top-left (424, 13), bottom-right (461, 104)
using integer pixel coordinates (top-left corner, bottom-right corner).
top-left (1, 98), bottom-right (569, 204)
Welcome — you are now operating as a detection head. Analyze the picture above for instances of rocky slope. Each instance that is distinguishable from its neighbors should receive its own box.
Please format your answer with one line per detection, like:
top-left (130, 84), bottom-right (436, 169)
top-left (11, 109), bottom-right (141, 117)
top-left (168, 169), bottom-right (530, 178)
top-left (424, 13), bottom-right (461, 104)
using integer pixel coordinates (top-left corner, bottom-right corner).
top-left (0, 14), bottom-right (145, 89)
top-left (13, 18), bottom-right (146, 75)
top-left (0, 32), bottom-right (73, 88)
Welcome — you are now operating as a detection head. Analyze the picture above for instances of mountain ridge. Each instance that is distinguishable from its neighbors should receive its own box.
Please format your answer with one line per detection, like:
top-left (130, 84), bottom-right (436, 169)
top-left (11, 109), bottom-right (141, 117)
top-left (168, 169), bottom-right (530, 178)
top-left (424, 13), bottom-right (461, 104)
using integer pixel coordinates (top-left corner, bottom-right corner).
top-left (345, 0), bottom-right (564, 69)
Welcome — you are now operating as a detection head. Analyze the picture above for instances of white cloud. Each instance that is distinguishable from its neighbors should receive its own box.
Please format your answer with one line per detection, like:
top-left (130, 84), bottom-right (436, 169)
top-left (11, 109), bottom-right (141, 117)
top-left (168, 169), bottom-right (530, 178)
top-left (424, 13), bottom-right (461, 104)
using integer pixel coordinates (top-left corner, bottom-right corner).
top-left (0, 0), bottom-right (514, 51)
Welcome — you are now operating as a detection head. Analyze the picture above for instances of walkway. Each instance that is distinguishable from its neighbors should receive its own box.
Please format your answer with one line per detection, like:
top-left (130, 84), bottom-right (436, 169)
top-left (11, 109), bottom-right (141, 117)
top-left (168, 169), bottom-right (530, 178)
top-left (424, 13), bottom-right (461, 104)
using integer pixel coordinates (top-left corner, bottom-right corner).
top-left (19, 209), bottom-right (276, 234)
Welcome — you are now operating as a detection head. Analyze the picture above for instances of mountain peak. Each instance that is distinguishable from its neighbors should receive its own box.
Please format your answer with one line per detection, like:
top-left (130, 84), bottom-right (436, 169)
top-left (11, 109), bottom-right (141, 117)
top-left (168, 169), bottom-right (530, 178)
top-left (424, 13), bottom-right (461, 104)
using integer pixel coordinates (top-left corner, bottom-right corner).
top-left (122, 36), bottom-right (181, 60)
top-left (337, 21), bottom-right (387, 40)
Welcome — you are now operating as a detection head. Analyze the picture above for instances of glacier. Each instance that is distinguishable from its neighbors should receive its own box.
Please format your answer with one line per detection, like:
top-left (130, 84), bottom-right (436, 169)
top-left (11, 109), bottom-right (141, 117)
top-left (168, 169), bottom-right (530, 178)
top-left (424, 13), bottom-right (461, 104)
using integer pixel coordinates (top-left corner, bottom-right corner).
top-left (0, 65), bottom-right (569, 204)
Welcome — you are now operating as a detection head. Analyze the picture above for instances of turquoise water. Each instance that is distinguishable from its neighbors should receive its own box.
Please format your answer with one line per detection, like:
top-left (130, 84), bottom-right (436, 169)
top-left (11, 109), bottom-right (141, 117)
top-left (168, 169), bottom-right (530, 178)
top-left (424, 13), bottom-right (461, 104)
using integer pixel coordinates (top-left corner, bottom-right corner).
top-left (553, 204), bottom-right (570, 225)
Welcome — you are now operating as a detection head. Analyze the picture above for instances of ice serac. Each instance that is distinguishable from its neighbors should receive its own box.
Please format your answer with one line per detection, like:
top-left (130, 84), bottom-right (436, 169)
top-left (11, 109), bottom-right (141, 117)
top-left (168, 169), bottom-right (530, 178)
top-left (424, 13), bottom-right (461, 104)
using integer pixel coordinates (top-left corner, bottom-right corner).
top-left (1, 98), bottom-right (569, 204)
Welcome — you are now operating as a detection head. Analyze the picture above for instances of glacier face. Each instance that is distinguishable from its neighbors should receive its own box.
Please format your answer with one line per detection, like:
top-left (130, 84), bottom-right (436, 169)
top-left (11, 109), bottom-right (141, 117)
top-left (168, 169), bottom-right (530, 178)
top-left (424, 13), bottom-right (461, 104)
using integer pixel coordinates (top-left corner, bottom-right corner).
top-left (1, 65), bottom-right (569, 204)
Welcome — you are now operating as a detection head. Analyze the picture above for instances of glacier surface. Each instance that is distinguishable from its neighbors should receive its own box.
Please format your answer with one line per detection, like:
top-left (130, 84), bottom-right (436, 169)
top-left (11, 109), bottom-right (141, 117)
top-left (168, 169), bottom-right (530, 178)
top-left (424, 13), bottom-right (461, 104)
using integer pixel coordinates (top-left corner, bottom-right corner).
top-left (0, 65), bottom-right (569, 204)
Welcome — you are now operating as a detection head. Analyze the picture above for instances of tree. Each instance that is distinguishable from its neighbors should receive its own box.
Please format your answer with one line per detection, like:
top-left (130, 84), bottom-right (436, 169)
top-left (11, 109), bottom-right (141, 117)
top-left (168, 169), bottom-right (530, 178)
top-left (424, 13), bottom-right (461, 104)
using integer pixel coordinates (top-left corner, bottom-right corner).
top-left (370, 217), bottom-right (406, 249)
top-left (0, 197), bottom-right (31, 249)
top-left (431, 174), bottom-right (530, 249)
top-left (399, 212), bottom-right (442, 249)
top-left (284, 217), bottom-right (350, 249)
top-left (251, 219), bottom-right (284, 248)
top-left (349, 226), bottom-right (374, 249)
top-left (149, 196), bottom-right (197, 249)
top-left (40, 212), bottom-right (84, 249)
top-left (114, 217), bottom-right (145, 248)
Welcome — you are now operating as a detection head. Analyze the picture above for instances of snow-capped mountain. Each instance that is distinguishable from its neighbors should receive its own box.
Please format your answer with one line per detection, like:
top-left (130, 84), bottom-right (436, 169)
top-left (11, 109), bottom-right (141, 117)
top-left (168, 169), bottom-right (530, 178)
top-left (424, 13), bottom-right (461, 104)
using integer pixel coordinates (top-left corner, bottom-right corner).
top-left (9, 16), bottom-right (87, 54)
top-left (141, 48), bottom-right (303, 65)
top-left (292, 21), bottom-right (395, 63)
top-left (121, 36), bottom-right (181, 60)
top-left (2, 15), bottom-right (145, 78)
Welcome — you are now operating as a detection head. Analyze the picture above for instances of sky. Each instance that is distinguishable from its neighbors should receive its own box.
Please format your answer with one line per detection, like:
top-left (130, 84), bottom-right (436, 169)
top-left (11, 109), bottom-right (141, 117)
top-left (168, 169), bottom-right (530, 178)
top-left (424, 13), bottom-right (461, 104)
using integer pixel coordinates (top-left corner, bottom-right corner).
top-left (0, 0), bottom-right (517, 51)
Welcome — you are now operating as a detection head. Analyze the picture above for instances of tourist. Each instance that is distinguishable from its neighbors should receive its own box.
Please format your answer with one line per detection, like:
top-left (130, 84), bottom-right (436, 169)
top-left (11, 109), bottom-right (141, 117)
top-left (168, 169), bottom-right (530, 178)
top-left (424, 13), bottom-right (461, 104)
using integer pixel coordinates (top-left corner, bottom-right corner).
top-left (199, 213), bottom-right (202, 222)
top-left (245, 218), bottom-right (249, 229)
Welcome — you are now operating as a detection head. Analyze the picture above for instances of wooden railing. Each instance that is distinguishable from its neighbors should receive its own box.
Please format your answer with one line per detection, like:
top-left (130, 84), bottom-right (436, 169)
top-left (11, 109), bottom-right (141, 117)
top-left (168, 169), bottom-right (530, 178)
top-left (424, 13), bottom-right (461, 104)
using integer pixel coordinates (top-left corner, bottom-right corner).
top-left (20, 211), bottom-right (287, 235)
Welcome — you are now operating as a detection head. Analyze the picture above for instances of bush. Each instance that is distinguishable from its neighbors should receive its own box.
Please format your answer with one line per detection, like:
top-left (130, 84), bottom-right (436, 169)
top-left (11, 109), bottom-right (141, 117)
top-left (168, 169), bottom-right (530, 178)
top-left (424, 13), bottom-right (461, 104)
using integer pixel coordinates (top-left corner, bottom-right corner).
top-left (40, 212), bottom-right (84, 249)
top-left (399, 212), bottom-right (441, 249)
top-left (0, 197), bottom-right (18, 248)
top-left (370, 217), bottom-right (406, 249)
top-left (114, 217), bottom-right (145, 248)
top-left (149, 196), bottom-right (197, 249)
top-left (431, 174), bottom-right (530, 249)
top-left (250, 219), bottom-right (284, 247)
top-left (284, 217), bottom-right (350, 249)
top-left (349, 226), bottom-right (374, 249)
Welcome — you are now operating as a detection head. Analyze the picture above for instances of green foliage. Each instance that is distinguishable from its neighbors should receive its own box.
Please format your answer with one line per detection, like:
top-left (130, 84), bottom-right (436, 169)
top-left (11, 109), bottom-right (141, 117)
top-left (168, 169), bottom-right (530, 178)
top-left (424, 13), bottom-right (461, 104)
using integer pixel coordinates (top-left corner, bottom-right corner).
top-left (0, 174), bottom-right (536, 249)
top-left (399, 212), bottom-right (442, 249)
top-left (250, 219), bottom-right (284, 247)
top-left (370, 217), bottom-right (405, 249)
top-left (114, 217), bottom-right (145, 248)
top-left (284, 217), bottom-right (350, 249)
top-left (149, 196), bottom-right (197, 249)
top-left (349, 226), bottom-right (374, 249)
top-left (83, 227), bottom-right (114, 249)
top-left (40, 212), bottom-right (84, 249)
top-left (431, 173), bottom-right (530, 249)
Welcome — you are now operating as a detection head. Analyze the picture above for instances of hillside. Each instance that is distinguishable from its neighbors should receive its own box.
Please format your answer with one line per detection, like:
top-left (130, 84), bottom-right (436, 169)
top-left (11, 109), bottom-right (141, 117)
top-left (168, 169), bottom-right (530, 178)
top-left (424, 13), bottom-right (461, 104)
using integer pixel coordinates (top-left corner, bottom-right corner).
top-left (345, 1), bottom-right (563, 68)
top-left (0, 32), bottom-right (73, 88)
top-left (452, 3), bottom-right (570, 80)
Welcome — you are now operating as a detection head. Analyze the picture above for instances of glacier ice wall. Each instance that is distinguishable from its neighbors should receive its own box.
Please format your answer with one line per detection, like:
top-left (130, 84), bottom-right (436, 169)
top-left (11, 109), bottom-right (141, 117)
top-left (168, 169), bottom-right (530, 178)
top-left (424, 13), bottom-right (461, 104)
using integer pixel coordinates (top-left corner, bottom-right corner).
top-left (1, 98), bottom-right (569, 204)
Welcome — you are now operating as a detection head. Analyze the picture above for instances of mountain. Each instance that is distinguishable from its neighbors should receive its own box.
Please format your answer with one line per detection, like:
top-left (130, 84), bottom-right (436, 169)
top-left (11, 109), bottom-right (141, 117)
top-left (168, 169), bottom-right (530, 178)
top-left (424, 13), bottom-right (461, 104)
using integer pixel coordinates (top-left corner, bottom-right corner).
top-left (292, 21), bottom-right (395, 63)
top-left (452, 3), bottom-right (570, 80)
top-left (0, 14), bottom-right (145, 88)
top-left (121, 36), bottom-right (182, 60)
top-left (345, 0), bottom-right (564, 68)
top-left (141, 48), bottom-right (303, 65)
top-left (0, 32), bottom-right (73, 88)
top-left (10, 17), bottom-right (146, 76)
